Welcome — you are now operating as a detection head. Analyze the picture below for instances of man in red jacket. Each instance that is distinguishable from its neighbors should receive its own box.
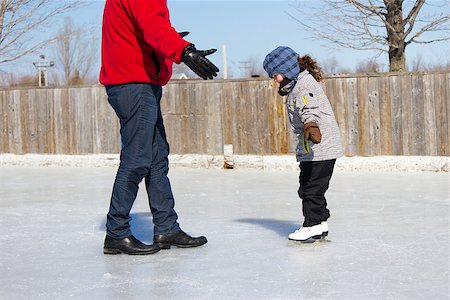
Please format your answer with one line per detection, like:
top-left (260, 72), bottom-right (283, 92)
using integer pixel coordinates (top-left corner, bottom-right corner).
top-left (100, 0), bottom-right (219, 255)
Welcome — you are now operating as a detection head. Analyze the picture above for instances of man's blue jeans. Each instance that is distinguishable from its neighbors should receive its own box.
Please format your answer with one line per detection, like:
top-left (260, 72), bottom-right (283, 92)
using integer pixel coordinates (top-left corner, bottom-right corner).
top-left (105, 83), bottom-right (180, 238)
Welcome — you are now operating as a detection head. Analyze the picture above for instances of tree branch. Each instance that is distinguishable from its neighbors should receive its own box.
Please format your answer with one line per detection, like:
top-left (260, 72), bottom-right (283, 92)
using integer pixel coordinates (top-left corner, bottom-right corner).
top-left (405, 14), bottom-right (450, 46)
top-left (403, 0), bottom-right (425, 37)
top-left (0, 0), bottom-right (86, 64)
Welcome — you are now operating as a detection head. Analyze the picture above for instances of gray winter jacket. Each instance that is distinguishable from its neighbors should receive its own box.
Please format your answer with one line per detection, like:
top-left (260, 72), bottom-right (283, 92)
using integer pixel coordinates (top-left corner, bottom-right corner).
top-left (286, 70), bottom-right (343, 162)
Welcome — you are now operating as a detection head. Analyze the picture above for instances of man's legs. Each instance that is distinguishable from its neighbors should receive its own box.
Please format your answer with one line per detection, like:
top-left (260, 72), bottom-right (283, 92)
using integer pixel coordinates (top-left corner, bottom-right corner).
top-left (144, 85), bottom-right (180, 236)
top-left (143, 85), bottom-right (207, 248)
top-left (106, 83), bottom-right (159, 239)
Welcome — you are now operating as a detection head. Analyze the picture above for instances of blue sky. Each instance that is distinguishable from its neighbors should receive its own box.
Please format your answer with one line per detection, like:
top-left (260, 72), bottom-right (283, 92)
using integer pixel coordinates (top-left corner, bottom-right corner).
top-left (4, 0), bottom-right (450, 79)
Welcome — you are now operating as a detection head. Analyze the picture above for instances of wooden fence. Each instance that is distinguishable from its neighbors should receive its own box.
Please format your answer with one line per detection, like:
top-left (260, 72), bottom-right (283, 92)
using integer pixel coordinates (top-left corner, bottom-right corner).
top-left (0, 72), bottom-right (448, 156)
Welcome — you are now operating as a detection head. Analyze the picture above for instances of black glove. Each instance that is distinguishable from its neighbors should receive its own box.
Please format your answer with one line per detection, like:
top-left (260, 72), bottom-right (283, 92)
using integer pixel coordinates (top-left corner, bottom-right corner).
top-left (178, 31), bottom-right (189, 38)
top-left (181, 44), bottom-right (219, 80)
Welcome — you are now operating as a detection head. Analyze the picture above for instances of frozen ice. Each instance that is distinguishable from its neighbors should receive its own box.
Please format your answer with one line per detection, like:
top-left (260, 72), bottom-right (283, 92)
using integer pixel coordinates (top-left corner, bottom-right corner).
top-left (0, 167), bottom-right (448, 299)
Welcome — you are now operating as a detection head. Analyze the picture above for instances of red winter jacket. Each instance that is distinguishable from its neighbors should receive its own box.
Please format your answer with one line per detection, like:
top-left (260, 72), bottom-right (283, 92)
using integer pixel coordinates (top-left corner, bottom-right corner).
top-left (99, 0), bottom-right (190, 86)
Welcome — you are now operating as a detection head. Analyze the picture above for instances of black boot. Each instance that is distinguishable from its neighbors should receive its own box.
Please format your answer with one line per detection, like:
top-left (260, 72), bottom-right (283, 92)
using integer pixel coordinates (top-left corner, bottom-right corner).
top-left (154, 230), bottom-right (207, 249)
top-left (104, 235), bottom-right (160, 255)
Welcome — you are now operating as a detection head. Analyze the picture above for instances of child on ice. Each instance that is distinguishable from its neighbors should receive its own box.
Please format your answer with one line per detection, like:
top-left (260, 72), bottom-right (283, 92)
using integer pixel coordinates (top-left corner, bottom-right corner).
top-left (263, 46), bottom-right (343, 242)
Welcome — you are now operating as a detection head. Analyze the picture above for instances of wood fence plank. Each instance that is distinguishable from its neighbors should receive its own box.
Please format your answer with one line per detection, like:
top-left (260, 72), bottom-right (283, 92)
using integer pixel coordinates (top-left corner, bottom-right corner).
top-left (186, 83), bottom-right (197, 153)
top-left (247, 81), bottom-right (260, 154)
top-left (92, 87), bottom-right (100, 154)
top-left (53, 89), bottom-right (70, 154)
top-left (42, 89), bottom-right (52, 153)
top-left (161, 84), bottom-right (176, 153)
top-left (34, 89), bottom-right (45, 153)
top-left (7, 90), bottom-right (22, 154)
top-left (400, 75), bottom-right (413, 155)
top-left (19, 89), bottom-right (32, 153)
top-left (81, 87), bottom-right (94, 154)
top-left (267, 80), bottom-right (277, 154)
top-left (47, 89), bottom-right (56, 154)
top-left (389, 75), bottom-right (403, 155)
top-left (236, 82), bottom-right (246, 154)
top-left (253, 82), bottom-right (265, 154)
top-left (346, 78), bottom-right (358, 156)
top-left (446, 74), bottom-right (450, 155)
top-left (221, 81), bottom-right (234, 148)
top-left (68, 88), bottom-right (78, 154)
top-left (279, 94), bottom-right (290, 154)
top-left (205, 82), bottom-right (223, 155)
top-left (179, 83), bottom-right (191, 153)
top-left (63, 88), bottom-right (73, 154)
top-left (432, 74), bottom-right (445, 155)
top-left (356, 77), bottom-right (369, 156)
top-left (379, 76), bottom-right (392, 155)
top-left (271, 85), bottom-right (289, 154)
top-left (231, 82), bottom-right (243, 153)
top-left (35, 89), bottom-right (51, 153)
top-left (368, 77), bottom-right (381, 156)
top-left (0, 91), bottom-right (7, 152)
top-left (334, 78), bottom-right (348, 155)
top-left (411, 74), bottom-right (426, 155)
top-left (196, 84), bottom-right (208, 153)
top-left (257, 82), bottom-right (270, 154)
top-left (423, 74), bottom-right (437, 156)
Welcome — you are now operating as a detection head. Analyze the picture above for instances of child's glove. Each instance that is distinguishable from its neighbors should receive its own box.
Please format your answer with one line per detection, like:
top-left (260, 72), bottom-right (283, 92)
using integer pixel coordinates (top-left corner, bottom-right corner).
top-left (304, 121), bottom-right (322, 143)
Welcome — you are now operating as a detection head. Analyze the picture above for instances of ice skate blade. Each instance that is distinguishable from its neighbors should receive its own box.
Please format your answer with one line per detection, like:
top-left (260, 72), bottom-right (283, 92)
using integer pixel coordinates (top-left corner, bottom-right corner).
top-left (288, 234), bottom-right (322, 242)
top-left (318, 237), bottom-right (331, 243)
top-left (288, 236), bottom-right (330, 246)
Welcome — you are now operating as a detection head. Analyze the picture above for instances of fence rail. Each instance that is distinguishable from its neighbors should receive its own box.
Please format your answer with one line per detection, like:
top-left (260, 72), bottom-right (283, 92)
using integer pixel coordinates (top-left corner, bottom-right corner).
top-left (0, 72), bottom-right (448, 156)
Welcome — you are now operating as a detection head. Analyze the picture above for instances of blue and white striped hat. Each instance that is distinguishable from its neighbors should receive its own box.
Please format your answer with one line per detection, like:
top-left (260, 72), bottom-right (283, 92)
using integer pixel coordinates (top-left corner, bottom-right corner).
top-left (263, 46), bottom-right (300, 80)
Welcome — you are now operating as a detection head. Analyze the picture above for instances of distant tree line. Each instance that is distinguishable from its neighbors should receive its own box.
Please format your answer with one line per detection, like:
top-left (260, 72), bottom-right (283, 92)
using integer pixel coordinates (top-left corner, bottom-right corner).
top-left (0, 0), bottom-right (449, 87)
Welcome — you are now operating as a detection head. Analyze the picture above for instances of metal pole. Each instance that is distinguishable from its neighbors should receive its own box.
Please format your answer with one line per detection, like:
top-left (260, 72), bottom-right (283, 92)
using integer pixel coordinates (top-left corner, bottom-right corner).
top-left (222, 45), bottom-right (228, 80)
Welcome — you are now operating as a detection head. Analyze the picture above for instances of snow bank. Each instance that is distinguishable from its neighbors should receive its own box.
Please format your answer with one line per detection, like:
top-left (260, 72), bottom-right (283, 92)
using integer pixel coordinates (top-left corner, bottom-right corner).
top-left (0, 154), bottom-right (448, 172)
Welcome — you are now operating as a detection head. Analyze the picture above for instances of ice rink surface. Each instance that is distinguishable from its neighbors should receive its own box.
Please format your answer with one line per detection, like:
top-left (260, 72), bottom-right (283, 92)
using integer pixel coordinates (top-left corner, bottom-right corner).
top-left (0, 167), bottom-right (448, 299)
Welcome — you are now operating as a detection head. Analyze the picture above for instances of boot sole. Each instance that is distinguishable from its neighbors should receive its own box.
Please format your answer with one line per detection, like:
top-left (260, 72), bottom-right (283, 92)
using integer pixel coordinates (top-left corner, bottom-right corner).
top-left (288, 234), bottom-right (321, 241)
top-left (154, 241), bottom-right (207, 249)
top-left (103, 247), bottom-right (160, 255)
top-left (288, 233), bottom-right (326, 242)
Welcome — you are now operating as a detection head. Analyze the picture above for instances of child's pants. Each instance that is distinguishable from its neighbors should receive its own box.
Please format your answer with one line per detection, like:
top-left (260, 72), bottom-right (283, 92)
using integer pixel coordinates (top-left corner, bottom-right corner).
top-left (298, 159), bottom-right (336, 227)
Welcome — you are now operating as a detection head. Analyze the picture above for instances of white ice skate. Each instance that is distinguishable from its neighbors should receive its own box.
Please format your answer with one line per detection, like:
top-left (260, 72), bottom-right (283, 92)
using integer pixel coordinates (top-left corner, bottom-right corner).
top-left (288, 222), bottom-right (327, 242)
top-left (321, 221), bottom-right (328, 237)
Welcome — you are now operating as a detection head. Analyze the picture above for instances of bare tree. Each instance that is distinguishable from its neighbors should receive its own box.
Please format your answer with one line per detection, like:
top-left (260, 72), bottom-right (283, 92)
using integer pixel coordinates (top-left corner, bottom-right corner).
top-left (409, 54), bottom-right (450, 71)
top-left (0, 0), bottom-right (85, 65)
top-left (0, 71), bottom-right (36, 86)
top-left (0, 70), bottom-right (12, 86)
top-left (54, 17), bottom-right (98, 86)
top-left (240, 56), bottom-right (265, 78)
top-left (432, 60), bottom-right (450, 71)
top-left (409, 54), bottom-right (425, 71)
top-left (355, 58), bottom-right (382, 73)
top-left (12, 74), bottom-right (36, 86)
top-left (290, 0), bottom-right (450, 72)
top-left (321, 56), bottom-right (341, 74)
